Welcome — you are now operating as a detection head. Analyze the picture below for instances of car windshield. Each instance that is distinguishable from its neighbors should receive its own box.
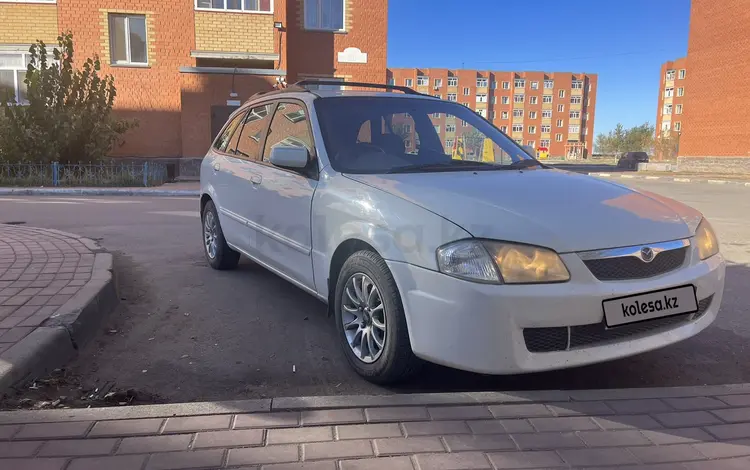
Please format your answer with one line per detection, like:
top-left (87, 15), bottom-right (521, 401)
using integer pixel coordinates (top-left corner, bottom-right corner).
top-left (314, 96), bottom-right (538, 174)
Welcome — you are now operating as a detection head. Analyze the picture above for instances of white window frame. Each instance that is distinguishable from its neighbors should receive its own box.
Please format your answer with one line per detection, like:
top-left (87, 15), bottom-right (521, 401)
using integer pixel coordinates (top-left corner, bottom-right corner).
top-left (664, 87), bottom-right (674, 98)
top-left (663, 104), bottom-right (673, 115)
top-left (109, 14), bottom-right (149, 66)
top-left (434, 125), bottom-right (441, 133)
top-left (445, 138), bottom-right (454, 149)
top-left (195, 0), bottom-right (274, 14)
top-left (542, 95), bottom-right (552, 103)
top-left (447, 93), bottom-right (457, 102)
top-left (529, 96), bottom-right (538, 105)
top-left (501, 111), bottom-right (508, 119)
top-left (476, 93), bottom-right (487, 103)
top-left (387, 78), bottom-right (395, 86)
top-left (677, 87), bottom-right (684, 97)
top-left (571, 80), bottom-right (583, 89)
top-left (434, 78), bottom-right (442, 87)
top-left (513, 109), bottom-right (523, 117)
top-left (502, 81), bottom-right (510, 89)
top-left (476, 108), bottom-right (487, 117)
top-left (528, 126), bottom-right (536, 134)
top-left (527, 140), bottom-right (535, 147)
top-left (540, 139), bottom-right (550, 147)
top-left (674, 121), bottom-right (682, 132)
top-left (446, 124), bottom-right (456, 132)
top-left (557, 104), bottom-right (564, 112)
top-left (463, 87), bottom-right (470, 96)
top-left (569, 125), bottom-right (580, 133)
top-left (676, 104), bottom-right (683, 114)
top-left (528, 111), bottom-right (537, 119)
top-left (303, 0), bottom-right (345, 31)
top-left (404, 78), bottom-right (413, 87)
top-left (569, 111), bottom-right (580, 119)
top-left (555, 133), bottom-right (563, 142)
top-left (500, 125), bottom-right (508, 133)
top-left (678, 69), bottom-right (686, 79)
top-left (491, 96), bottom-right (497, 104)
top-left (476, 78), bottom-right (488, 88)
top-left (433, 94), bottom-right (441, 99)
top-left (666, 69), bottom-right (676, 80)
top-left (530, 81), bottom-right (539, 90)
top-left (0, 51), bottom-right (31, 104)
top-left (512, 124), bottom-right (523, 132)
top-left (541, 125), bottom-right (551, 133)
top-left (556, 119), bottom-right (563, 127)
top-left (417, 76), bottom-right (429, 86)
top-left (501, 96), bottom-right (509, 104)
top-left (542, 110), bottom-right (552, 118)
top-left (558, 89), bottom-right (565, 98)
top-left (514, 79), bottom-right (525, 88)
top-left (447, 77), bottom-right (458, 87)
top-left (570, 96), bottom-right (582, 104)
top-left (514, 94), bottom-right (524, 103)
top-left (544, 79), bottom-right (554, 89)
top-left (491, 110), bottom-right (496, 119)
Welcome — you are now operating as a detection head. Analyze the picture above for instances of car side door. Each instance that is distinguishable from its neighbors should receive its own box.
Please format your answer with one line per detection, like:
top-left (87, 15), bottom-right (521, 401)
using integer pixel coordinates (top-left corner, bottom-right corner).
top-left (248, 100), bottom-right (319, 291)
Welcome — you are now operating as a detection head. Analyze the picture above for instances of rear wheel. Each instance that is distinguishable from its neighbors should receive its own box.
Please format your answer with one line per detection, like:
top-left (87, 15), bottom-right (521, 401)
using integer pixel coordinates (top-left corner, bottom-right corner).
top-left (202, 200), bottom-right (240, 270)
top-left (334, 250), bottom-right (421, 383)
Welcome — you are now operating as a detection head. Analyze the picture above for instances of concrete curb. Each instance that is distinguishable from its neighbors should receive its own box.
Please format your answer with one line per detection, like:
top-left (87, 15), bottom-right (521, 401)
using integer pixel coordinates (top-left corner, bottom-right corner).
top-left (589, 172), bottom-right (750, 186)
top-left (0, 236), bottom-right (119, 393)
top-left (1, 383), bottom-right (750, 424)
top-left (0, 187), bottom-right (198, 197)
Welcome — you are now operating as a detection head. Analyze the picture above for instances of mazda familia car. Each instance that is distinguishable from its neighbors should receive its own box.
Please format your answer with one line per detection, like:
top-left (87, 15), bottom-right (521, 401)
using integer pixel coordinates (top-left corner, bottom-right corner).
top-left (199, 80), bottom-right (725, 383)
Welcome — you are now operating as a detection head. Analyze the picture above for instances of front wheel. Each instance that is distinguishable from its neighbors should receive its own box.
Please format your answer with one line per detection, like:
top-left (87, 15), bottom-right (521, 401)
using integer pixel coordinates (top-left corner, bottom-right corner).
top-left (334, 250), bottom-right (421, 384)
top-left (202, 200), bottom-right (240, 270)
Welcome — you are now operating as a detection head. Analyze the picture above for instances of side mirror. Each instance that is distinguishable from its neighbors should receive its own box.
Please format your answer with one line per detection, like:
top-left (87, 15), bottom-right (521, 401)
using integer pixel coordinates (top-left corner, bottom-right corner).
top-left (269, 145), bottom-right (309, 169)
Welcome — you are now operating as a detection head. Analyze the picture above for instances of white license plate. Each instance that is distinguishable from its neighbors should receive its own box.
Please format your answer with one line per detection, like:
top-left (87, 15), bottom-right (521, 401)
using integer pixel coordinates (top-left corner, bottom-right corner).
top-left (603, 285), bottom-right (698, 327)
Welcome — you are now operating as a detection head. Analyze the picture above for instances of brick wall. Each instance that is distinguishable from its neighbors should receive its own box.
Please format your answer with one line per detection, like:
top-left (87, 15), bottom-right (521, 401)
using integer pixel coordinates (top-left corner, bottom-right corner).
top-left (679, 0), bottom-right (750, 162)
top-left (194, 11), bottom-right (274, 54)
top-left (0, 4), bottom-right (59, 44)
top-left (655, 57), bottom-right (687, 141)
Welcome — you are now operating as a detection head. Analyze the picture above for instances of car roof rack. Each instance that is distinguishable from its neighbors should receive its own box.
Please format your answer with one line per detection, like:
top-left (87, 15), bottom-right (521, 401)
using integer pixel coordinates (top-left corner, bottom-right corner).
top-left (294, 80), bottom-right (424, 95)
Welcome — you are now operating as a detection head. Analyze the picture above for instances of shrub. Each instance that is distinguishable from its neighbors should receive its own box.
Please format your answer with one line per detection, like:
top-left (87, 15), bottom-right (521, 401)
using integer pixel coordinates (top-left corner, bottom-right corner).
top-left (0, 32), bottom-right (136, 163)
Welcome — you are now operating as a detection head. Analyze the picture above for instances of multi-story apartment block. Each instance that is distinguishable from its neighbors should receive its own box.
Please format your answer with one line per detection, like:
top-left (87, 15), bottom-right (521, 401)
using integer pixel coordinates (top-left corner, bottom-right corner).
top-left (0, 0), bottom-right (387, 176)
top-left (676, 0), bottom-right (750, 173)
top-left (388, 68), bottom-right (598, 159)
top-left (656, 57), bottom-right (687, 138)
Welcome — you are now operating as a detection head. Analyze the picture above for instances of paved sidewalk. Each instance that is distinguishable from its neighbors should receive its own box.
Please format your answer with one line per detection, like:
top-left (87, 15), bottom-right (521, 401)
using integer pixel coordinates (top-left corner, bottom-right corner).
top-left (589, 172), bottom-right (750, 186)
top-left (0, 225), bottom-right (117, 390)
top-left (2, 385), bottom-right (750, 469)
top-left (0, 182), bottom-right (199, 197)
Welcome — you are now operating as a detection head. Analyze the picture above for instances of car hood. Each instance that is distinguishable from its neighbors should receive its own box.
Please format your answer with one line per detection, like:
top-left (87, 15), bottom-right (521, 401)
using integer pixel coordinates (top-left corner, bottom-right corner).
top-left (345, 169), bottom-right (701, 253)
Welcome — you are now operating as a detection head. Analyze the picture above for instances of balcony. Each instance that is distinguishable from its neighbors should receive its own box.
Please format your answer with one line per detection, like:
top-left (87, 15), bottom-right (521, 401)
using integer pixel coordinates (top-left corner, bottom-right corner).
top-left (193, 9), bottom-right (277, 62)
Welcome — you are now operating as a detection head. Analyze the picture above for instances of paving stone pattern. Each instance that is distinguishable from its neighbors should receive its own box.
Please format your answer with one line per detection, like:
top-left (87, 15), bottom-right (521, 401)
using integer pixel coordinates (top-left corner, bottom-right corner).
top-left (0, 225), bottom-right (95, 353)
top-left (3, 391), bottom-right (750, 469)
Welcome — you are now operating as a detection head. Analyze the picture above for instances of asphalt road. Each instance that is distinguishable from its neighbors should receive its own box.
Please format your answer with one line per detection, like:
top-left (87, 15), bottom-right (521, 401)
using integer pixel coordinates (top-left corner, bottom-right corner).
top-left (0, 180), bottom-right (748, 402)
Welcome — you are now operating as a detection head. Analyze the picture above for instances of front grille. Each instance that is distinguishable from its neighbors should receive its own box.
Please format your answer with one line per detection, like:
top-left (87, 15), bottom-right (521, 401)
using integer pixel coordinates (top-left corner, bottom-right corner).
top-left (524, 295), bottom-right (713, 353)
top-left (584, 247), bottom-right (687, 281)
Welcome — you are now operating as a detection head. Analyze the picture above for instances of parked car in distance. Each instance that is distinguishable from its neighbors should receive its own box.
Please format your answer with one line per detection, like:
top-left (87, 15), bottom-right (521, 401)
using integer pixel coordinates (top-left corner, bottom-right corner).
top-left (200, 81), bottom-right (725, 384)
top-left (617, 151), bottom-right (650, 169)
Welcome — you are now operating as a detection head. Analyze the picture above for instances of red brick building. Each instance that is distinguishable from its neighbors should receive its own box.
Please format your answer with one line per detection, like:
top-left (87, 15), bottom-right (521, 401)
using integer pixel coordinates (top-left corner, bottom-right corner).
top-left (675, 0), bottom-right (750, 172)
top-left (655, 57), bottom-right (687, 139)
top-left (388, 68), bottom-right (597, 159)
top-left (0, 0), bottom-right (388, 176)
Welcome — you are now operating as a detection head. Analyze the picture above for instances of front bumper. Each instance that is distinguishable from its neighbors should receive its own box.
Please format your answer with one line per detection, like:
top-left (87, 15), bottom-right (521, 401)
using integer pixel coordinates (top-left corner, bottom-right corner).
top-left (387, 249), bottom-right (725, 375)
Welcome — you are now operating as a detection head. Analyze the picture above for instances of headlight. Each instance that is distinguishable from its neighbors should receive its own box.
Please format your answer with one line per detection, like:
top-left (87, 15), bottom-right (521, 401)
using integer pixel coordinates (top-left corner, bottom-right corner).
top-left (437, 240), bottom-right (570, 284)
top-left (695, 218), bottom-right (719, 260)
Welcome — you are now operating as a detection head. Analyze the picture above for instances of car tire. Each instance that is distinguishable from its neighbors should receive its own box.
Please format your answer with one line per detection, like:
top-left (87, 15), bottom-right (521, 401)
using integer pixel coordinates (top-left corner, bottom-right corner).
top-left (334, 250), bottom-right (421, 384)
top-left (201, 200), bottom-right (240, 270)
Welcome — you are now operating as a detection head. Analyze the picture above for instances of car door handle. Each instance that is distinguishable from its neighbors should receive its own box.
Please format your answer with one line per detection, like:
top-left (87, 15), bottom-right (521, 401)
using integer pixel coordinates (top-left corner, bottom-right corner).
top-left (213, 162), bottom-right (221, 171)
top-left (250, 174), bottom-right (262, 184)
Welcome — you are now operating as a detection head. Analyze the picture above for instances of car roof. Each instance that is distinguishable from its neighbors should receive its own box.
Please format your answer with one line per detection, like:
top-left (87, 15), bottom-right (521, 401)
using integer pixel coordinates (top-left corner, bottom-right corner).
top-left (244, 81), bottom-right (438, 106)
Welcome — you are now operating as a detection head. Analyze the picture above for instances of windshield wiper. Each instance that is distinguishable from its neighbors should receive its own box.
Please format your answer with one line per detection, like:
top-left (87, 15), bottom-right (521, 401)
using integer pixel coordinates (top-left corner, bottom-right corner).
top-left (387, 160), bottom-right (494, 174)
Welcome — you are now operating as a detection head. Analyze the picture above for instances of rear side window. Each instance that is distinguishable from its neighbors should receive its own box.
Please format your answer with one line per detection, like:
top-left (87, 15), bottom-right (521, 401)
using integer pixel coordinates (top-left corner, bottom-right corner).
top-left (235, 103), bottom-right (274, 161)
top-left (213, 113), bottom-right (245, 152)
top-left (263, 102), bottom-right (315, 162)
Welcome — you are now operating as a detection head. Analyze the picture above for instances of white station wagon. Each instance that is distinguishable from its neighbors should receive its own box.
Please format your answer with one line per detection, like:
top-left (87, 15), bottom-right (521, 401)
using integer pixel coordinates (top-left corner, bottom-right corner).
top-left (200, 81), bottom-right (725, 383)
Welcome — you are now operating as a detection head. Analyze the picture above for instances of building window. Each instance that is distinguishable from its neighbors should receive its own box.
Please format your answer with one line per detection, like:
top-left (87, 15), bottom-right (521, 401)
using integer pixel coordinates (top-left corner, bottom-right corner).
top-left (515, 138), bottom-right (523, 144)
top-left (501, 111), bottom-right (508, 119)
top-left (434, 125), bottom-right (440, 133)
top-left (0, 52), bottom-right (30, 103)
top-left (476, 93), bottom-right (487, 103)
top-left (491, 80), bottom-right (497, 89)
top-left (542, 95), bottom-right (553, 103)
top-left (501, 96), bottom-right (509, 104)
top-left (569, 125), bottom-right (580, 133)
top-left (446, 124), bottom-right (456, 132)
top-left (530, 81), bottom-right (539, 90)
top-left (514, 79), bottom-right (525, 88)
top-left (558, 89), bottom-right (565, 98)
top-left (477, 78), bottom-right (488, 88)
top-left (570, 96), bottom-right (582, 104)
top-left (491, 110), bottom-right (497, 119)
top-left (417, 76), bottom-right (428, 86)
top-left (109, 14), bottom-right (148, 65)
top-left (447, 93), bottom-right (457, 102)
top-left (462, 102), bottom-right (470, 108)
top-left (462, 120), bottom-right (469, 127)
top-left (677, 87), bottom-right (684, 97)
top-left (513, 109), bottom-right (523, 117)
top-left (679, 69), bottom-right (686, 79)
top-left (512, 124), bottom-right (523, 132)
top-left (432, 113), bottom-right (441, 119)
top-left (542, 109), bottom-right (552, 118)
top-left (434, 78), bottom-right (442, 87)
top-left (676, 104), bottom-right (683, 114)
top-left (196, 0), bottom-right (272, 12)
top-left (528, 111), bottom-right (537, 119)
top-left (445, 138), bottom-right (454, 149)
top-left (571, 80), bottom-right (583, 89)
top-left (541, 124), bottom-right (551, 133)
top-left (404, 78), bottom-right (413, 87)
top-left (528, 126), bottom-right (536, 134)
top-left (664, 87), bottom-right (674, 98)
top-left (476, 109), bottom-right (486, 117)
top-left (387, 78), bottom-right (395, 86)
top-left (544, 79), bottom-right (554, 89)
top-left (527, 140), bottom-right (535, 147)
top-left (665, 69), bottom-right (675, 80)
top-left (502, 81), bottom-right (510, 89)
top-left (570, 111), bottom-right (580, 119)
top-left (556, 119), bottom-right (563, 127)
top-left (500, 125), bottom-right (508, 133)
top-left (555, 133), bottom-right (563, 142)
top-left (557, 104), bottom-right (564, 112)
top-left (463, 87), bottom-right (470, 96)
top-left (433, 94), bottom-right (441, 99)
top-left (491, 96), bottom-right (497, 104)
top-left (674, 122), bottom-right (681, 132)
top-left (304, 0), bottom-right (344, 30)
top-left (662, 121), bottom-right (671, 132)
top-left (448, 77), bottom-right (458, 87)
top-left (540, 139), bottom-right (550, 147)
top-left (526, 96), bottom-right (536, 105)
top-left (514, 94), bottom-right (524, 103)
top-left (663, 104), bottom-right (673, 115)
